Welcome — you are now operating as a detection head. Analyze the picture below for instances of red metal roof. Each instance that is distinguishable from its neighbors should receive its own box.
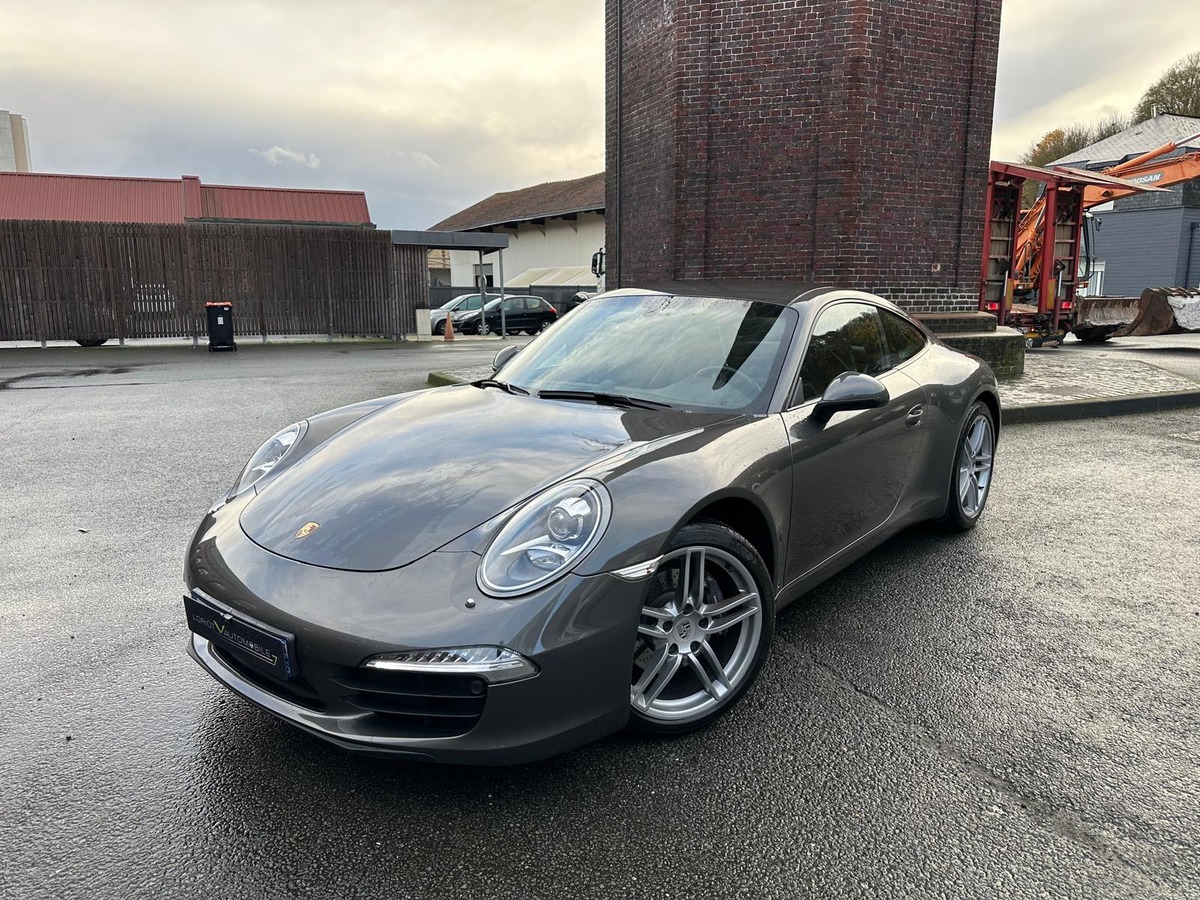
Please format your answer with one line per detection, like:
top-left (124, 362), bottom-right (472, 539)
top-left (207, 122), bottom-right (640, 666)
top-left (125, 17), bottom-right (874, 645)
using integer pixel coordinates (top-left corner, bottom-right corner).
top-left (199, 183), bottom-right (371, 224)
top-left (0, 171), bottom-right (371, 225)
top-left (0, 172), bottom-right (186, 224)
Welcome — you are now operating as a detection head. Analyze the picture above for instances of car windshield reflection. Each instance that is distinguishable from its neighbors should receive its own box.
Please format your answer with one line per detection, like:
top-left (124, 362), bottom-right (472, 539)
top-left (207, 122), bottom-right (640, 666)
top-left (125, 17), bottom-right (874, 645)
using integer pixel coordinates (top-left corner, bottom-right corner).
top-left (500, 294), bottom-right (798, 414)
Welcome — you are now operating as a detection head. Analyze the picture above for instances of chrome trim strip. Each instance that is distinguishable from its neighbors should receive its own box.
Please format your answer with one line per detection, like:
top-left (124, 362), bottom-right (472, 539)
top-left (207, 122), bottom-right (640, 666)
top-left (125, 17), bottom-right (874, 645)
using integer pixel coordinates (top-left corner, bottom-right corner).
top-left (610, 555), bottom-right (664, 581)
top-left (363, 652), bottom-right (537, 683)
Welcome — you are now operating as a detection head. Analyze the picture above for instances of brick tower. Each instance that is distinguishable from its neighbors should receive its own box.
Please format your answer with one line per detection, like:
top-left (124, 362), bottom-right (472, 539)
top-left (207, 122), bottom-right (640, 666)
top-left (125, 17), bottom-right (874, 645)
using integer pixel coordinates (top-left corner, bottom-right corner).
top-left (605, 0), bottom-right (1003, 313)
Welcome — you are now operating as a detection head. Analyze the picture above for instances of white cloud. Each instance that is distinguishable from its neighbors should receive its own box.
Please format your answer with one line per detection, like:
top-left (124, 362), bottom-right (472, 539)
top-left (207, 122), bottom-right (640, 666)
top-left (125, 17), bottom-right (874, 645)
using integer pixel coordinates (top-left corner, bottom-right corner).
top-left (249, 146), bottom-right (321, 168)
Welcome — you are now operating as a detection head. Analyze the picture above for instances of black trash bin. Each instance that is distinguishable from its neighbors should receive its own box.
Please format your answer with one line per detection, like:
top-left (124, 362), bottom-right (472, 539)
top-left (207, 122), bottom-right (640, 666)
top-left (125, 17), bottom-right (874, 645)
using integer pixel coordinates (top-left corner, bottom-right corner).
top-left (205, 302), bottom-right (237, 352)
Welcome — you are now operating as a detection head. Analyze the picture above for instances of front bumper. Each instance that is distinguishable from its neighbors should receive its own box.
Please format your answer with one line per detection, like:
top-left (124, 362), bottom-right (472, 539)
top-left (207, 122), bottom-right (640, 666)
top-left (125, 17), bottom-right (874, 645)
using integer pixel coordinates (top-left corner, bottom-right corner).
top-left (184, 498), bottom-right (646, 765)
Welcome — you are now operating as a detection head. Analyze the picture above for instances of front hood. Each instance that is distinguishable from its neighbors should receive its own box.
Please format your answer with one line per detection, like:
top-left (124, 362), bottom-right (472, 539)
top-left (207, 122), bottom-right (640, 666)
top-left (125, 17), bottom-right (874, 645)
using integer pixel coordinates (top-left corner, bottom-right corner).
top-left (239, 385), bottom-right (728, 571)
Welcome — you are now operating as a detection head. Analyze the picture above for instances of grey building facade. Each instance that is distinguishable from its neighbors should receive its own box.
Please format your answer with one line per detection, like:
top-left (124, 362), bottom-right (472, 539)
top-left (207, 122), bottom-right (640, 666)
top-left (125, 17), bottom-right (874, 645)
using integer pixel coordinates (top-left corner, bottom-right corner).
top-left (1091, 183), bottom-right (1200, 295)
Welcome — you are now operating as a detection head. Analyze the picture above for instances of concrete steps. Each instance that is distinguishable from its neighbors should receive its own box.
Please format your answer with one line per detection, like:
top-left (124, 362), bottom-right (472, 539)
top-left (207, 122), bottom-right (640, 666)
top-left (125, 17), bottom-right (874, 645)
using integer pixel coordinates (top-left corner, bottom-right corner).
top-left (915, 311), bottom-right (1025, 377)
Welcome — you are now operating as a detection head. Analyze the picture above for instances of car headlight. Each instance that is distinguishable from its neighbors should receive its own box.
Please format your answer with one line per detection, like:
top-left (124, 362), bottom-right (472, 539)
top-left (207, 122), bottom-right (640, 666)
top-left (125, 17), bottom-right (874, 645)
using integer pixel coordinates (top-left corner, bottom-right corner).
top-left (230, 421), bottom-right (307, 498)
top-left (479, 479), bottom-right (611, 597)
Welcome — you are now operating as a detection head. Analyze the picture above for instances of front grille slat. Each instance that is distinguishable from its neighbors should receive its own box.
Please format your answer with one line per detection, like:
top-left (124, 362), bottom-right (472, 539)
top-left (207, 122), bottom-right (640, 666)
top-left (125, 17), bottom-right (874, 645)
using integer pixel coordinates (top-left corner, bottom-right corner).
top-left (344, 694), bottom-right (484, 718)
top-left (337, 667), bottom-right (487, 737)
top-left (331, 672), bottom-right (481, 700)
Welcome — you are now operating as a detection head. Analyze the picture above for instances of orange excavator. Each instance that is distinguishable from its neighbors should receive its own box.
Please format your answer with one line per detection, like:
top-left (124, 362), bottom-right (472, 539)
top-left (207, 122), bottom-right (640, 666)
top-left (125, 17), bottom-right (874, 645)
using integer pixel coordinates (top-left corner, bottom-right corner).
top-left (981, 130), bottom-right (1200, 345)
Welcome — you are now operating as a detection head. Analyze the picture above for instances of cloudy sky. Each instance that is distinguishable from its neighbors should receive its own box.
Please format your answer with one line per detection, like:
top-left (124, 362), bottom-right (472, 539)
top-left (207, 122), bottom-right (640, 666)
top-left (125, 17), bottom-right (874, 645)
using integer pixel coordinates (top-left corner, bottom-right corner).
top-left (2, 0), bottom-right (1196, 228)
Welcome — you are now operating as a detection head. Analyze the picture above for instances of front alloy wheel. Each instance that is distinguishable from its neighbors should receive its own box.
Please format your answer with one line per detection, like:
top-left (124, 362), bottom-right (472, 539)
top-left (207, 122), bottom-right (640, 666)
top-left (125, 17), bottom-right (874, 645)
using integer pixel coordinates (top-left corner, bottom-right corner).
top-left (939, 401), bottom-right (996, 530)
top-left (629, 522), bottom-right (774, 735)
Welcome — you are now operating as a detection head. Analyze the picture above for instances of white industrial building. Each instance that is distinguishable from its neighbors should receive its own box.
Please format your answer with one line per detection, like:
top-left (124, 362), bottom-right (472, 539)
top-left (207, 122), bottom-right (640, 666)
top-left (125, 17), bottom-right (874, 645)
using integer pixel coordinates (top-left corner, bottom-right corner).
top-left (430, 172), bottom-right (604, 291)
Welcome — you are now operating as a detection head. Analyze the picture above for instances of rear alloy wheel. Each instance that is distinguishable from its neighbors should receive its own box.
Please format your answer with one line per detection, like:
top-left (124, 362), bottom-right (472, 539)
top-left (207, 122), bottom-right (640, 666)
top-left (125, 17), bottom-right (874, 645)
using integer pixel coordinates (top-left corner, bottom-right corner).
top-left (540, 319), bottom-right (554, 332)
top-left (938, 401), bottom-right (995, 531)
top-left (628, 522), bottom-right (774, 735)
top-left (478, 320), bottom-right (491, 336)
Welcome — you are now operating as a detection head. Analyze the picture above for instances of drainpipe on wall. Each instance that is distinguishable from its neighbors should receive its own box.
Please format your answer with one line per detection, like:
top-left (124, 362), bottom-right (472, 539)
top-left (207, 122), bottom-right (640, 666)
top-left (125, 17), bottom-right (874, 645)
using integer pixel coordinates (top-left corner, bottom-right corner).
top-left (1184, 221), bottom-right (1199, 289)
top-left (613, 0), bottom-right (623, 289)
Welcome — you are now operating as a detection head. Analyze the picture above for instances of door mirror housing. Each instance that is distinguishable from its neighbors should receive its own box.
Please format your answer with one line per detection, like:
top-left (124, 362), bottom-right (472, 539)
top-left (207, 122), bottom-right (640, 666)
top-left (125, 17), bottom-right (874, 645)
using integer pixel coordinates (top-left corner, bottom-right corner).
top-left (492, 345), bottom-right (520, 373)
top-left (810, 372), bottom-right (889, 424)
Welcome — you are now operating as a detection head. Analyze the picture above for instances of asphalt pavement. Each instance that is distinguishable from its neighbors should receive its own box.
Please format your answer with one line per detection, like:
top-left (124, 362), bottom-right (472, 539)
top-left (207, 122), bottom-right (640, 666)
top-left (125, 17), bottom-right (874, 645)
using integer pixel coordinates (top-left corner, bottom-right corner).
top-left (1, 341), bottom-right (1198, 899)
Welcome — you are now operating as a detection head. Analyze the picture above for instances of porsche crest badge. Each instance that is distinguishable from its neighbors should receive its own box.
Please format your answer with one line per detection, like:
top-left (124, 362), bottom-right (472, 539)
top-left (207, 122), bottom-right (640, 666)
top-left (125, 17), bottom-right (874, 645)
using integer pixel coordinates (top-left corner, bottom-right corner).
top-left (294, 522), bottom-right (320, 540)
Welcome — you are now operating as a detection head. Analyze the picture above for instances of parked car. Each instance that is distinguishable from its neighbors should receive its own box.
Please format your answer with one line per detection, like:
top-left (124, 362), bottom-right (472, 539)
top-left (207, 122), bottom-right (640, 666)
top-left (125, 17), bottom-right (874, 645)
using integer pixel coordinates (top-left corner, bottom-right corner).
top-left (454, 294), bottom-right (558, 335)
top-left (430, 292), bottom-right (497, 336)
top-left (184, 286), bottom-right (1000, 764)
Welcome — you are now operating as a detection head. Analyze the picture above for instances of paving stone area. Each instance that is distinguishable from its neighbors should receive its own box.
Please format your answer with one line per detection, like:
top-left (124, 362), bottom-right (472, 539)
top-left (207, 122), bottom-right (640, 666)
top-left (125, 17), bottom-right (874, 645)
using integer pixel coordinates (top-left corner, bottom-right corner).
top-left (999, 352), bottom-right (1199, 407)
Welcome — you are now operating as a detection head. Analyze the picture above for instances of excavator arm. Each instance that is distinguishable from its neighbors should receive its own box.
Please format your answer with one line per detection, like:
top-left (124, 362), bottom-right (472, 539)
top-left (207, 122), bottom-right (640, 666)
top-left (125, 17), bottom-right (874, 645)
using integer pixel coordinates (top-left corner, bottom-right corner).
top-left (1082, 150), bottom-right (1200, 206)
top-left (1009, 131), bottom-right (1200, 289)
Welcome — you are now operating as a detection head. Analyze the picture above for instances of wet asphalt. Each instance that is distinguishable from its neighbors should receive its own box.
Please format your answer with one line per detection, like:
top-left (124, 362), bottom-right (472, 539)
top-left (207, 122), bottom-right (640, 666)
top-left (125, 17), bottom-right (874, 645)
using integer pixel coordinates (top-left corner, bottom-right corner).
top-left (1, 342), bottom-right (1197, 900)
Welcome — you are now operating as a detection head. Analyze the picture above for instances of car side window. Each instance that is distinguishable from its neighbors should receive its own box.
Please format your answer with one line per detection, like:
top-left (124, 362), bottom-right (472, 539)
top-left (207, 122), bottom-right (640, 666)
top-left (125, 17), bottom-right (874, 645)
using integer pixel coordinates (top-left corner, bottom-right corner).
top-left (878, 310), bottom-right (926, 370)
top-left (796, 303), bottom-right (888, 403)
top-left (466, 297), bottom-right (482, 311)
top-left (502, 297), bottom-right (520, 312)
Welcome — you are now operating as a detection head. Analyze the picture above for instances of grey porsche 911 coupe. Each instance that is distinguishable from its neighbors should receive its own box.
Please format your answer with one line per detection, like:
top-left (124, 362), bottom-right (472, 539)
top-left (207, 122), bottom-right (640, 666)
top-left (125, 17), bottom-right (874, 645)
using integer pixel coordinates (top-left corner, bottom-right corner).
top-left (184, 284), bottom-right (999, 764)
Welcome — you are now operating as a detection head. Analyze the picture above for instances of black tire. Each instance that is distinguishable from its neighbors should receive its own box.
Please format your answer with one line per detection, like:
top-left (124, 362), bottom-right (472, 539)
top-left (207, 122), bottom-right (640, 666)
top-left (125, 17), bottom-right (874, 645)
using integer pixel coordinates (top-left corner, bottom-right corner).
top-left (937, 401), bottom-right (996, 531)
top-left (524, 329), bottom-right (537, 335)
top-left (478, 320), bottom-right (491, 336)
top-left (627, 520), bottom-right (775, 737)
top-left (75, 338), bottom-right (109, 347)
top-left (1074, 327), bottom-right (1113, 344)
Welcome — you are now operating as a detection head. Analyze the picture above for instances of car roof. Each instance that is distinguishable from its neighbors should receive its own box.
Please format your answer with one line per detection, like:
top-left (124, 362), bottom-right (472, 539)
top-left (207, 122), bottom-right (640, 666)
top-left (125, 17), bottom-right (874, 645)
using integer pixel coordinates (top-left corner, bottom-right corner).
top-left (629, 280), bottom-right (820, 306)
top-left (602, 280), bottom-right (910, 311)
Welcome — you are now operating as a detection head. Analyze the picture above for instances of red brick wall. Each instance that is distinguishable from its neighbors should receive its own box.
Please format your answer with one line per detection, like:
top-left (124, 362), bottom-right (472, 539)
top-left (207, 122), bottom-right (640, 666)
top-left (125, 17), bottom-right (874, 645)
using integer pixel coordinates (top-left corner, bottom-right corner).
top-left (606, 0), bottom-right (1002, 312)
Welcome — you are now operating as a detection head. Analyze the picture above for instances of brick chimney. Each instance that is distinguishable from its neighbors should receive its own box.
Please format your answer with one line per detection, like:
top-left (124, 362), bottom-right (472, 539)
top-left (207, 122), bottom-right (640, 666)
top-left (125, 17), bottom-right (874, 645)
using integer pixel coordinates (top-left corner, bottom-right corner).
top-left (606, 0), bottom-right (1002, 313)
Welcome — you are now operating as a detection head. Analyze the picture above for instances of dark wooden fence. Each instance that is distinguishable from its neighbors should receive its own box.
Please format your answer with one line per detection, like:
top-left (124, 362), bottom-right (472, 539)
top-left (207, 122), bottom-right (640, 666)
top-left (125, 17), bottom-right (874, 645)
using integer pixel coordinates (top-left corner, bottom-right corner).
top-left (0, 220), bottom-right (427, 344)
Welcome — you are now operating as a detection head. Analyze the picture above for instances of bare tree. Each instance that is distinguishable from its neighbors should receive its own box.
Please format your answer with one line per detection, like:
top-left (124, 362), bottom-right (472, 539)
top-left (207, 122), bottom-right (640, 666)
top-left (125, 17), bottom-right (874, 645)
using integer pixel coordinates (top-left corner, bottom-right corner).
top-left (1133, 51), bottom-right (1200, 120)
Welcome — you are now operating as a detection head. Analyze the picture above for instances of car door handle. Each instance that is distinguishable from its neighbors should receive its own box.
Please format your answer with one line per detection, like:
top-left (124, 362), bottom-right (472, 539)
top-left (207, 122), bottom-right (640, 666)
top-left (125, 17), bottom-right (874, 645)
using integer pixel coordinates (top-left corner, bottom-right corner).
top-left (905, 405), bottom-right (924, 427)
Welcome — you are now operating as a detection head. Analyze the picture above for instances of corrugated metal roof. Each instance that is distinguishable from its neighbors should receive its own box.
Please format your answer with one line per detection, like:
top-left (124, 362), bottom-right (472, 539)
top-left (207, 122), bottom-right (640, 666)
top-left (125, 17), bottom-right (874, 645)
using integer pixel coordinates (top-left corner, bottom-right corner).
top-left (200, 184), bottom-right (371, 224)
top-left (430, 172), bottom-right (605, 231)
top-left (0, 171), bottom-right (372, 225)
top-left (1051, 114), bottom-right (1200, 169)
top-left (0, 172), bottom-right (186, 223)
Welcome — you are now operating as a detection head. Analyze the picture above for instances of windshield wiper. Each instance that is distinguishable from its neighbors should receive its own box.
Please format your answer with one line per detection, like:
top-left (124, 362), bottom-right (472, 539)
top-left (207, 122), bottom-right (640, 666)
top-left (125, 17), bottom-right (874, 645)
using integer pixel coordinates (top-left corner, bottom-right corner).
top-left (471, 378), bottom-right (529, 396)
top-left (537, 389), bottom-right (672, 410)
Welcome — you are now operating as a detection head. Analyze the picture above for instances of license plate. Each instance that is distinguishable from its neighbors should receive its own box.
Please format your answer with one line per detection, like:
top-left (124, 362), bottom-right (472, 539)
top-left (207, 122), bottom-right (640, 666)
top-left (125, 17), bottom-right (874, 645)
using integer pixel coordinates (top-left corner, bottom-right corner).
top-left (184, 592), bottom-right (297, 680)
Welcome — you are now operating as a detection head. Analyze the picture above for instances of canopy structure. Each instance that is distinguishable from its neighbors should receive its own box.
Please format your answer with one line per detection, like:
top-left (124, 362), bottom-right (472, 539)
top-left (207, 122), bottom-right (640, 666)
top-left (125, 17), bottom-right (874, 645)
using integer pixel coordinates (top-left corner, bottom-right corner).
top-left (505, 265), bottom-right (598, 288)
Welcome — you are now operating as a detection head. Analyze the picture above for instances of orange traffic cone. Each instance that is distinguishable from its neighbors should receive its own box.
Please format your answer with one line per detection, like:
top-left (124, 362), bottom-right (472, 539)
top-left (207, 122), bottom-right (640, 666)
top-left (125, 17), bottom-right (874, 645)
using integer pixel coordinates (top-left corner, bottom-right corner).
top-left (443, 315), bottom-right (455, 341)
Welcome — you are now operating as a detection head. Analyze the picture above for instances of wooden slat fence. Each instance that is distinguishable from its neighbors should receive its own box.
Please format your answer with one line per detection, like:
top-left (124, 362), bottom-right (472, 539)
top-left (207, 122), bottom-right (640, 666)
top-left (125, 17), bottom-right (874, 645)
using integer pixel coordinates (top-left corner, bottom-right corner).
top-left (0, 220), bottom-right (426, 343)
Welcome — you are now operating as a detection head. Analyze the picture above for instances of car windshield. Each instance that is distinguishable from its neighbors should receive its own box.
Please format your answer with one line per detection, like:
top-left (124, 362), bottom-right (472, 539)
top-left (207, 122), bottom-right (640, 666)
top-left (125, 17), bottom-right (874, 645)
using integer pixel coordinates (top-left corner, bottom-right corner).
top-left (498, 294), bottom-right (798, 413)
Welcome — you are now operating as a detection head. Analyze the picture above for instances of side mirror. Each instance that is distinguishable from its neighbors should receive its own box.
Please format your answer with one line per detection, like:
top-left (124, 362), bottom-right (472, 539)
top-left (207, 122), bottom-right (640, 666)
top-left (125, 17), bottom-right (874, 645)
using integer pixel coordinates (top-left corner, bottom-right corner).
top-left (492, 345), bottom-right (520, 373)
top-left (810, 372), bottom-right (889, 425)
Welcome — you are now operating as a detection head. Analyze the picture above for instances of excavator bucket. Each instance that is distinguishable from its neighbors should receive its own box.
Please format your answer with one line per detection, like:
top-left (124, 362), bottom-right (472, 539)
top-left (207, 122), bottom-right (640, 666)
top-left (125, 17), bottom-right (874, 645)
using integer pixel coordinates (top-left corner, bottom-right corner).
top-left (1073, 287), bottom-right (1200, 342)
